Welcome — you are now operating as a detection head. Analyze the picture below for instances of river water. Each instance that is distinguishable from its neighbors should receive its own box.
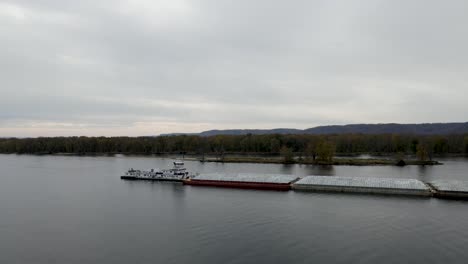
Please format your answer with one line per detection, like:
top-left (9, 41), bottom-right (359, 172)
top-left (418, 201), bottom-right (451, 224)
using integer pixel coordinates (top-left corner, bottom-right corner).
top-left (1, 154), bottom-right (468, 263)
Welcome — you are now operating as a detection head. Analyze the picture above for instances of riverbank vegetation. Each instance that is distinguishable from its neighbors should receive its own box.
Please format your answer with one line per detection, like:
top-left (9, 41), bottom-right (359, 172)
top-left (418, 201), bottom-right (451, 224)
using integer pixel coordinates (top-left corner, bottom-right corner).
top-left (1, 133), bottom-right (467, 158)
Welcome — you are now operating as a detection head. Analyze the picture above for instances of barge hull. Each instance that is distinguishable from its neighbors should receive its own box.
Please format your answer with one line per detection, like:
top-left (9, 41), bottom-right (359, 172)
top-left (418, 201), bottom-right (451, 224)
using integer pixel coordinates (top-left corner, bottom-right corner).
top-left (184, 180), bottom-right (291, 191)
top-left (433, 191), bottom-right (468, 199)
top-left (120, 176), bottom-right (183, 182)
top-left (428, 181), bottom-right (468, 199)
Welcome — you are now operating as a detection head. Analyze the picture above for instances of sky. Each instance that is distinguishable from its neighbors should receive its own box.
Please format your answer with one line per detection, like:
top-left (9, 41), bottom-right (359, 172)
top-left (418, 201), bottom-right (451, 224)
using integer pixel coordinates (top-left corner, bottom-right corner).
top-left (1, 0), bottom-right (468, 137)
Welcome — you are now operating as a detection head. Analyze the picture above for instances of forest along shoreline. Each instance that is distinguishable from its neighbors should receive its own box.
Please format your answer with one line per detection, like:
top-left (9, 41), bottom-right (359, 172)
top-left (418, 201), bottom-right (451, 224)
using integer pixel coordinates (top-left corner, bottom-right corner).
top-left (1, 133), bottom-right (466, 166)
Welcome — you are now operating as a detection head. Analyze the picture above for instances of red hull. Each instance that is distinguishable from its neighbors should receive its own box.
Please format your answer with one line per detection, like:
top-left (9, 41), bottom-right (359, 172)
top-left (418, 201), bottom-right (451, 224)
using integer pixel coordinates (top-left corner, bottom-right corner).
top-left (183, 179), bottom-right (291, 191)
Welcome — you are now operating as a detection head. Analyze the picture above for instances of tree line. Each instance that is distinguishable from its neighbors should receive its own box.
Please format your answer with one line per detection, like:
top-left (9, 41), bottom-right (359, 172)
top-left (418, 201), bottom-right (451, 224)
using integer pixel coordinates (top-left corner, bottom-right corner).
top-left (0, 134), bottom-right (467, 156)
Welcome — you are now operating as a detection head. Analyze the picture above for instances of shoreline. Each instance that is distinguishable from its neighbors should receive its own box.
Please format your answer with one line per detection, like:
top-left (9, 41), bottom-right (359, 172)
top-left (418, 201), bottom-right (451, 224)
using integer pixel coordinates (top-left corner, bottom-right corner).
top-left (193, 157), bottom-right (442, 166)
top-left (0, 152), bottom-right (443, 166)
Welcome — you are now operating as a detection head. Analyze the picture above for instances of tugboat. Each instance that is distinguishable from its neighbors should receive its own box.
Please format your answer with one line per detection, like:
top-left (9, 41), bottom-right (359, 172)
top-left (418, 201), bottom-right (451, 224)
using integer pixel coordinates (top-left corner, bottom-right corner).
top-left (121, 161), bottom-right (197, 182)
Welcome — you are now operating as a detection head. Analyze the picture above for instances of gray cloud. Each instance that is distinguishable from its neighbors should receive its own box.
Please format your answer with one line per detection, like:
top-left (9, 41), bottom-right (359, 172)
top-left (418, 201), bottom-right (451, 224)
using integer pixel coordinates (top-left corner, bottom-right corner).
top-left (1, 0), bottom-right (467, 136)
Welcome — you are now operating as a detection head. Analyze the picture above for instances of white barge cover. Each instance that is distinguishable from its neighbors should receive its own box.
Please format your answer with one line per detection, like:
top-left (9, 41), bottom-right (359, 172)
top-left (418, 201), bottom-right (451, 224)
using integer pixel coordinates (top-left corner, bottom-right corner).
top-left (293, 176), bottom-right (431, 195)
top-left (430, 180), bottom-right (468, 193)
top-left (193, 173), bottom-right (299, 184)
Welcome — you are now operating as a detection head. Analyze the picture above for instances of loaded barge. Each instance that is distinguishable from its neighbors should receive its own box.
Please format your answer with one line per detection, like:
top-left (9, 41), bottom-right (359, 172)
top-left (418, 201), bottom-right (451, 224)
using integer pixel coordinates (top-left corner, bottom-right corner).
top-left (121, 161), bottom-right (196, 182)
top-left (428, 180), bottom-right (468, 199)
top-left (292, 176), bottom-right (433, 196)
top-left (183, 173), bottom-right (299, 191)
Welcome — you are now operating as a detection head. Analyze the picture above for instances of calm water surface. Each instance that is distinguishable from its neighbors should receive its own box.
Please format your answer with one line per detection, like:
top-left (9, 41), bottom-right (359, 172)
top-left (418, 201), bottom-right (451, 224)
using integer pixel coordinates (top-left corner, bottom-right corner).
top-left (1, 154), bottom-right (468, 263)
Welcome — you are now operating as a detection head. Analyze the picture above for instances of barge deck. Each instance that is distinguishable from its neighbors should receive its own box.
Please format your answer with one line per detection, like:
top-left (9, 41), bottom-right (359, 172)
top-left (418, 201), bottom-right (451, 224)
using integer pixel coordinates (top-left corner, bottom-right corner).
top-left (183, 173), bottom-right (299, 191)
top-left (428, 180), bottom-right (468, 199)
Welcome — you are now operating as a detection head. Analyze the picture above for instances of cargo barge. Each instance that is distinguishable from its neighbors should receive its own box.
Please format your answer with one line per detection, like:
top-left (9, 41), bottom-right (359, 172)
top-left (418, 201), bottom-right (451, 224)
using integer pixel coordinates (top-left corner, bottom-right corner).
top-left (429, 181), bottom-right (468, 199)
top-left (183, 173), bottom-right (299, 191)
top-left (292, 176), bottom-right (433, 197)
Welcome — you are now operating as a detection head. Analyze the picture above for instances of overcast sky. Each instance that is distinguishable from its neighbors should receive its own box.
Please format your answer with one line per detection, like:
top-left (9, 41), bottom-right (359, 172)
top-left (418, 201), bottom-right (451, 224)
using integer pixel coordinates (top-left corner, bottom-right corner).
top-left (1, 0), bottom-right (467, 137)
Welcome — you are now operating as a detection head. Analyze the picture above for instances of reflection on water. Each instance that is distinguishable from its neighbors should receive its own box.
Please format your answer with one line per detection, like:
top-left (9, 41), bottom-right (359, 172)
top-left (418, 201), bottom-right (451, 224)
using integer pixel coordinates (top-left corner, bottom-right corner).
top-left (279, 164), bottom-right (295, 174)
top-left (303, 164), bottom-right (336, 176)
top-left (417, 165), bottom-right (428, 175)
top-left (1, 154), bottom-right (468, 264)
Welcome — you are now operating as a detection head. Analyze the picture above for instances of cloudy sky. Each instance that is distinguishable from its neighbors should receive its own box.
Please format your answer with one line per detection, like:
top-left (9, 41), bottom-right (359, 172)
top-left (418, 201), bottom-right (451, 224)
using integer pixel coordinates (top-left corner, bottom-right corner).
top-left (1, 0), bottom-right (467, 137)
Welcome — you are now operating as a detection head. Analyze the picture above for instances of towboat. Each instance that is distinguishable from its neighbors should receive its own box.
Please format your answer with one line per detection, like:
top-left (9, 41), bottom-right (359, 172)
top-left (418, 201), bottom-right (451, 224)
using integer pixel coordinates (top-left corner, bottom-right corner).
top-left (121, 161), bottom-right (197, 182)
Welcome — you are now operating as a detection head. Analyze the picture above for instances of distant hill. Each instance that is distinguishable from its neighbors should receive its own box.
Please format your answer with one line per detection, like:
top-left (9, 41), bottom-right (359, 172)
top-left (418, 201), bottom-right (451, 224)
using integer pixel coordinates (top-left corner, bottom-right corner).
top-left (162, 122), bottom-right (468, 136)
top-left (199, 128), bottom-right (303, 136)
top-left (303, 123), bottom-right (468, 135)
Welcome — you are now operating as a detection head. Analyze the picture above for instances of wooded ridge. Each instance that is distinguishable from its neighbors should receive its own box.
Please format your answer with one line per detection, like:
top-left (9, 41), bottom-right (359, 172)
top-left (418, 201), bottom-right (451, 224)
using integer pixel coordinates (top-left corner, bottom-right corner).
top-left (1, 133), bottom-right (467, 156)
top-left (162, 122), bottom-right (468, 136)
